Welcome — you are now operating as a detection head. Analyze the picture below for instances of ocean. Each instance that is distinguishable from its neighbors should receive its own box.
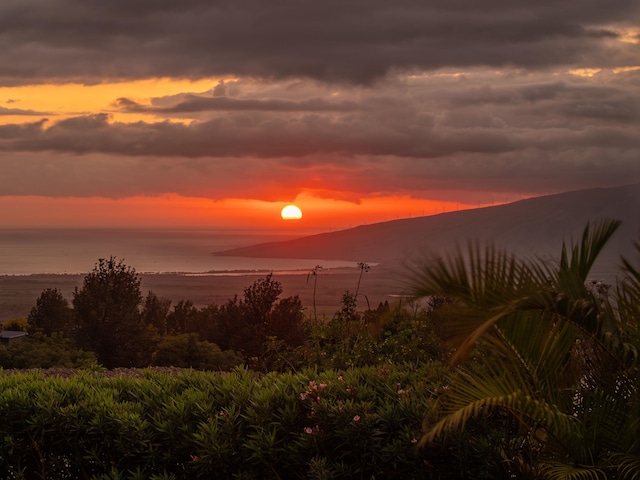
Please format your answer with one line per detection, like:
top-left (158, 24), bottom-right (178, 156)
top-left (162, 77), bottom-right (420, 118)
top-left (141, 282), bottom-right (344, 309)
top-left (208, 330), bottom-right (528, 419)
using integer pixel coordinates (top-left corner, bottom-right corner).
top-left (0, 228), bottom-right (357, 275)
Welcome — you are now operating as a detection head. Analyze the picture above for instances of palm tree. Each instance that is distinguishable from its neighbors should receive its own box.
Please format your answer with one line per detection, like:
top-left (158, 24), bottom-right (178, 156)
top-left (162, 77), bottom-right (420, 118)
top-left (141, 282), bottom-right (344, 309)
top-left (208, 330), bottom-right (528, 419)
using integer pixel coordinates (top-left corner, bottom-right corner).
top-left (410, 219), bottom-right (640, 479)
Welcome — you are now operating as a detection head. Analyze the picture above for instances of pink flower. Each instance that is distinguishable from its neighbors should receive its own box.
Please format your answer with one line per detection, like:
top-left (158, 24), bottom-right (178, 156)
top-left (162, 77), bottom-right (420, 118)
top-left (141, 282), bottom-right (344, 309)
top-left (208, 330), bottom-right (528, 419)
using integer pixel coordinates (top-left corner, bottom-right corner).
top-left (300, 392), bottom-right (308, 401)
top-left (319, 383), bottom-right (328, 390)
top-left (304, 425), bottom-right (320, 435)
top-left (338, 375), bottom-right (344, 384)
top-left (219, 410), bottom-right (228, 418)
top-left (353, 415), bottom-right (361, 423)
top-left (190, 454), bottom-right (200, 461)
top-left (411, 438), bottom-right (418, 444)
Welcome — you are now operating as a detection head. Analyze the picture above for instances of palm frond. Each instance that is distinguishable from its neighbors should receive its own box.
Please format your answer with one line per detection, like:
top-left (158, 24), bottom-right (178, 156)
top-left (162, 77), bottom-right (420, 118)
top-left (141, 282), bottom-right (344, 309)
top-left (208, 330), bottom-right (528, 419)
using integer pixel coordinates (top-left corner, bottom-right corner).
top-left (413, 219), bottom-right (639, 478)
top-left (541, 461), bottom-right (608, 480)
top-left (574, 386), bottom-right (634, 460)
top-left (409, 242), bottom-right (540, 310)
top-left (497, 314), bottom-right (578, 402)
top-left (559, 219), bottom-right (621, 282)
top-left (610, 453), bottom-right (640, 480)
top-left (422, 360), bottom-right (580, 449)
top-left (409, 243), bottom-right (550, 364)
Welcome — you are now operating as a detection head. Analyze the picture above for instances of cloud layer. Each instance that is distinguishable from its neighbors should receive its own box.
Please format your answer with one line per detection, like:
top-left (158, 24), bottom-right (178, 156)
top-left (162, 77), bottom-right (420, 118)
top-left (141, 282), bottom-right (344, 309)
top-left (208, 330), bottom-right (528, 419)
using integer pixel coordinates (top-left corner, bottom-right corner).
top-left (0, 1), bottom-right (639, 206)
top-left (1, 0), bottom-right (638, 85)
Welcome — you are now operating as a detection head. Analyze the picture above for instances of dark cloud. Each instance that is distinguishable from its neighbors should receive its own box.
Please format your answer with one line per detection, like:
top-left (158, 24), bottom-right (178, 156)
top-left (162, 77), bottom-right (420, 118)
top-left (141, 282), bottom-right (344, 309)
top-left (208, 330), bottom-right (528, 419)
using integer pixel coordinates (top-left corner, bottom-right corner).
top-left (1, 69), bottom-right (639, 201)
top-left (0, 106), bottom-right (50, 116)
top-left (0, 0), bottom-right (637, 85)
top-left (112, 95), bottom-right (360, 114)
top-left (0, 1), bottom-right (638, 205)
top-left (3, 73), bottom-right (638, 161)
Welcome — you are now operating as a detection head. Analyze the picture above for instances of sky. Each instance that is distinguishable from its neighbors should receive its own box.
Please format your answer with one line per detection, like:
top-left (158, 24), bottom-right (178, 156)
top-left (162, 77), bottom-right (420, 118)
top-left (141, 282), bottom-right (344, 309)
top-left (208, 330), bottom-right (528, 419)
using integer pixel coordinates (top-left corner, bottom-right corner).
top-left (1, 0), bottom-right (639, 232)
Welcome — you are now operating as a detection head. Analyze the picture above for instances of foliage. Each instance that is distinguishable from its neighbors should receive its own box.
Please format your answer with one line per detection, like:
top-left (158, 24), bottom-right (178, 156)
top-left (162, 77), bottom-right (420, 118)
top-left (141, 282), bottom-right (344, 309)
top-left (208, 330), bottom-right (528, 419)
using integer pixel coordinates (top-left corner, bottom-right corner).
top-left (2, 317), bottom-right (29, 332)
top-left (0, 332), bottom-right (96, 369)
top-left (141, 291), bottom-right (171, 336)
top-left (0, 365), bottom-right (442, 479)
top-left (166, 300), bottom-right (199, 336)
top-left (73, 257), bottom-right (155, 368)
top-left (152, 333), bottom-right (243, 371)
top-left (410, 219), bottom-right (640, 479)
top-left (28, 287), bottom-right (74, 336)
top-left (19, 267), bottom-right (441, 373)
top-left (211, 274), bottom-right (306, 361)
top-left (305, 293), bottom-right (444, 370)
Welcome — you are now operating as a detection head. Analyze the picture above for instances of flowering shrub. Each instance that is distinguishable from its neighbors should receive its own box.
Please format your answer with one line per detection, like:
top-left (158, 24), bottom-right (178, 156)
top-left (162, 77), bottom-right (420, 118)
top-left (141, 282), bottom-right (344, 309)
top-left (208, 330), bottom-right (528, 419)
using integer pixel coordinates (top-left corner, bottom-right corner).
top-left (0, 364), bottom-right (447, 479)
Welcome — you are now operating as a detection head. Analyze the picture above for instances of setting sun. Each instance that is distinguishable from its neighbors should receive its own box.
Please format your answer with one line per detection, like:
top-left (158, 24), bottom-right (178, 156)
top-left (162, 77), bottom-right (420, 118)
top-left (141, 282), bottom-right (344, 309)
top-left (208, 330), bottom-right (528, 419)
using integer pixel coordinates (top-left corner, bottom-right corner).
top-left (281, 204), bottom-right (303, 220)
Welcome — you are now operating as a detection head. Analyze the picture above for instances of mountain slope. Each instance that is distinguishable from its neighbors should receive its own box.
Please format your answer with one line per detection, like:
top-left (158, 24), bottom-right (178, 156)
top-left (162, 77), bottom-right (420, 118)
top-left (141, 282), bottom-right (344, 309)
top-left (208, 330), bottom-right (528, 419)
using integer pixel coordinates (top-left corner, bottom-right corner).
top-left (216, 184), bottom-right (640, 274)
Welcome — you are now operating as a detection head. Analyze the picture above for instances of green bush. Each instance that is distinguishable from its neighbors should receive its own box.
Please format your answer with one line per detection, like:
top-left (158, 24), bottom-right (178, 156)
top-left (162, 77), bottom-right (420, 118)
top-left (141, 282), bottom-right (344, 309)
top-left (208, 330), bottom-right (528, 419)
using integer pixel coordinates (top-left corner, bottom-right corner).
top-left (152, 333), bottom-right (243, 371)
top-left (0, 365), bottom-right (444, 479)
top-left (0, 332), bottom-right (96, 369)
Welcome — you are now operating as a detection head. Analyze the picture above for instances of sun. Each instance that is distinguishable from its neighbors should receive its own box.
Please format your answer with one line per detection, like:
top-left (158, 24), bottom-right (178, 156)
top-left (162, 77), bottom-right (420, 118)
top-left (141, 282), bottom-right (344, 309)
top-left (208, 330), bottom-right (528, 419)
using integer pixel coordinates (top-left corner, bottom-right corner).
top-left (281, 204), bottom-right (302, 220)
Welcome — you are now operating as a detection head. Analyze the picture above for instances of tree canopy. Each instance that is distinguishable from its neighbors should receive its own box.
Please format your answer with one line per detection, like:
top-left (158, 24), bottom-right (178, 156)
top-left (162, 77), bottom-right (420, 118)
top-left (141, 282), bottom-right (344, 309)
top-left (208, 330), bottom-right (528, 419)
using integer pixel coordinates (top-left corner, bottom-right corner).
top-left (73, 257), bottom-right (153, 368)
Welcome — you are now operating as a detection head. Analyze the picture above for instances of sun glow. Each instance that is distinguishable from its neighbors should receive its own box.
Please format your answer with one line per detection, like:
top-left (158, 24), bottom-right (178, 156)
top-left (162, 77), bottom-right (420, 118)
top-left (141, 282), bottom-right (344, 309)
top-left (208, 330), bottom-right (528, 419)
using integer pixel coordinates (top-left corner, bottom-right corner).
top-left (281, 204), bottom-right (303, 220)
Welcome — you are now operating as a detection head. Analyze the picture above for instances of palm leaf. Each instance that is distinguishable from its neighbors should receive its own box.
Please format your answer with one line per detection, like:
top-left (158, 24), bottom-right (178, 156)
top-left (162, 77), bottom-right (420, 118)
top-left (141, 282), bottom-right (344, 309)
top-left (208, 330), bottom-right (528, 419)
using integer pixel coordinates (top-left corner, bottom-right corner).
top-left (496, 313), bottom-right (578, 404)
top-left (610, 454), bottom-right (640, 480)
top-left (422, 358), bottom-right (580, 451)
top-left (541, 461), bottom-right (608, 480)
top-left (409, 243), bottom-right (549, 364)
top-left (559, 219), bottom-right (621, 282)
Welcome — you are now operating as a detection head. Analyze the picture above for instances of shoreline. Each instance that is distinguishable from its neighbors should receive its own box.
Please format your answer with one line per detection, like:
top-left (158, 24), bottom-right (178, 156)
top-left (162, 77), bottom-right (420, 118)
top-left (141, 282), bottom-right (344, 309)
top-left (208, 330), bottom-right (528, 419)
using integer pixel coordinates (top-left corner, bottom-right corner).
top-left (0, 266), bottom-right (408, 324)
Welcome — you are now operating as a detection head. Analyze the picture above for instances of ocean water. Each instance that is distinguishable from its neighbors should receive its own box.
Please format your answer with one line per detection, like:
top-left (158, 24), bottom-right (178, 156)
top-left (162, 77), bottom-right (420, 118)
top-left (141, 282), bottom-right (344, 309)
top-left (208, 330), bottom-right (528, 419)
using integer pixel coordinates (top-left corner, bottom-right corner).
top-left (0, 228), bottom-right (357, 275)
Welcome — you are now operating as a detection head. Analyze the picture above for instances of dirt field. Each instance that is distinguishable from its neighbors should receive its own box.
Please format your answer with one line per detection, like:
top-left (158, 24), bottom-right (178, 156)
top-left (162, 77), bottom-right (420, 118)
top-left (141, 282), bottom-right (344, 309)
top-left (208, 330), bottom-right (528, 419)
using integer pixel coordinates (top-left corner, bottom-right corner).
top-left (0, 265), bottom-right (414, 324)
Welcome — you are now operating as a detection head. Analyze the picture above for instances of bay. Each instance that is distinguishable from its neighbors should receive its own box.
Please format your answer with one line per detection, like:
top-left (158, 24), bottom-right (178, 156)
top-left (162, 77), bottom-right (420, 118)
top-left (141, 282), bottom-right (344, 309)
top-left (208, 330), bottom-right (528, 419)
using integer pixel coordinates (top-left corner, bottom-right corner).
top-left (0, 228), bottom-right (356, 275)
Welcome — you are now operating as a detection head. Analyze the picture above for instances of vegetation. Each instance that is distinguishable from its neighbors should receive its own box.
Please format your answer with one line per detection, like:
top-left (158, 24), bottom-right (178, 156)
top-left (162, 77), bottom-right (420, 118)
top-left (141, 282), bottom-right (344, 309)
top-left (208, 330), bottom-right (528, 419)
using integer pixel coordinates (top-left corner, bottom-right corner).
top-left (411, 219), bottom-right (640, 479)
top-left (73, 257), bottom-right (156, 368)
top-left (0, 219), bottom-right (638, 478)
top-left (0, 365), bottom-right (439, 479)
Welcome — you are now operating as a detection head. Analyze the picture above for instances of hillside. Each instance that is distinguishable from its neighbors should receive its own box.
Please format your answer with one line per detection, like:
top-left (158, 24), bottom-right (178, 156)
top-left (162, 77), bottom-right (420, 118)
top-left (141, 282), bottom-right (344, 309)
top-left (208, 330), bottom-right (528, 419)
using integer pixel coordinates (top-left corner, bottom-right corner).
top-left (216, 184), bottom-right (640, 277)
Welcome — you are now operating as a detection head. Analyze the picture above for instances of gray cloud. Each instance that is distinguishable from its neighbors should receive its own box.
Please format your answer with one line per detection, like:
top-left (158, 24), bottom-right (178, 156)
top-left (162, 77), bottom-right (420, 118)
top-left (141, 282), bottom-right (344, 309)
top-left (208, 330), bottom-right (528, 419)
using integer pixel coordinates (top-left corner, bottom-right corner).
top-left (3, 73), bottom-right (639, 160)
top-left (0, 106), bottom-right (50, 116)
top-left (112, 95), bottom-right (360, 114)
top-left (0, 0), bottom-right (637, 85)
top-left (0, 1), bottom-right (638, 206)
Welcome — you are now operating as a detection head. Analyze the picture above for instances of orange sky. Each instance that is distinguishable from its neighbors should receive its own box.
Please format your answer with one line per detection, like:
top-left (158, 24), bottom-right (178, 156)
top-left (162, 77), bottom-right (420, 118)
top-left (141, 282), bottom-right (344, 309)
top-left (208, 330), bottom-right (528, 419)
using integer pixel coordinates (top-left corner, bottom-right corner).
top-left (0, 193), bottom-right (489, 233)
top-left (1, 3), bottom-right (638, 231)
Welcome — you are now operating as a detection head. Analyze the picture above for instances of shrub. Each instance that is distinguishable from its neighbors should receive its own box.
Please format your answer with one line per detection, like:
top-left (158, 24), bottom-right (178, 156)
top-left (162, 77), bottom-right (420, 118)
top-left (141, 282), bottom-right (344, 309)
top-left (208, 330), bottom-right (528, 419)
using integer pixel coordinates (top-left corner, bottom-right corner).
top-left (0, 364), bottom-right (443, 479)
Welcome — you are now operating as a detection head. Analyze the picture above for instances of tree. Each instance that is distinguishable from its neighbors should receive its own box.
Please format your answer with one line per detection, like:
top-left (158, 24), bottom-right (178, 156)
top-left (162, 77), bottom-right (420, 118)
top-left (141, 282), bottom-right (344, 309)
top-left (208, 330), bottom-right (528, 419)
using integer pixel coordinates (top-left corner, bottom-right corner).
top-left (212, 275), bottom-right (305, 360)
top-left (152, 333), bottom-right (242, 371)
top-left (411, 220), bottom-right (640, 479)
top-left (166, 300), bottom-right (199, 335)
top-left (27, 288), bottom-right (73, 336)
top-left (141, 291), bottom-right (171, 335)
top-left (3, 317), bottom-right (29, 332)
top-left (73, 257), bottom-right (152, 368)
top-left (268, 295), bottom-right (305, 347)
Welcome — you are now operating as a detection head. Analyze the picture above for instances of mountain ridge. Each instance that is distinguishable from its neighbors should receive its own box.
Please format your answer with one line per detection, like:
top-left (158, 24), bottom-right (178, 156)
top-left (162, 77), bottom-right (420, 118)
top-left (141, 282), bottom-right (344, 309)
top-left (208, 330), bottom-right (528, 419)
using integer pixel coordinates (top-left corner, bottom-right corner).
top-left (216, 184), bottom-right (640, 276)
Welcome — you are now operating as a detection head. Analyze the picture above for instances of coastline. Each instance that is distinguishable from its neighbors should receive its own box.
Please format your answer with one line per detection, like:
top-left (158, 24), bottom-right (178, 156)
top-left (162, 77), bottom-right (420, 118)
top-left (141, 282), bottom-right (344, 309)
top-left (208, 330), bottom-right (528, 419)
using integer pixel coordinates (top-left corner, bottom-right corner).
top-left (0, 266), bottom-right (407, 324)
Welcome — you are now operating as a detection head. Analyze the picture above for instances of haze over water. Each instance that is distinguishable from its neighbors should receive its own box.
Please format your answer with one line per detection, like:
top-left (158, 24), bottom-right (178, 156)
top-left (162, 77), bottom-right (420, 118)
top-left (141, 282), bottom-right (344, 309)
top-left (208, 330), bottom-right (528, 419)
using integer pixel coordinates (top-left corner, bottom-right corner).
top-left (0, 228), bottom-right (356, 275)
